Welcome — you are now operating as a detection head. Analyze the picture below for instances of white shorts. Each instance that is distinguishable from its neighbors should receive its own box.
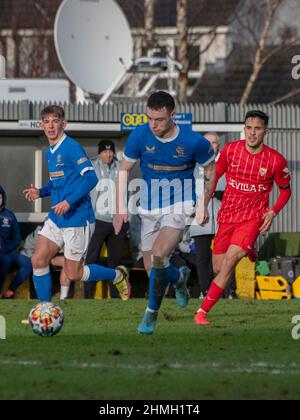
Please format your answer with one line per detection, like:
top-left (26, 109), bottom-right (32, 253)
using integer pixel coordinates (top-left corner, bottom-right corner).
top-left (39, 218), bottom-right (95, 261)
top-left (140, 203), bottom-right (195, 252)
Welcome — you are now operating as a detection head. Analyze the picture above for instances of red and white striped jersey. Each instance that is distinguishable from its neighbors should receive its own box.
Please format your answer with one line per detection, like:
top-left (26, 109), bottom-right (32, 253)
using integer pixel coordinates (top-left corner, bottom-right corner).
top-left (216, 140), bottom-right (290, 224)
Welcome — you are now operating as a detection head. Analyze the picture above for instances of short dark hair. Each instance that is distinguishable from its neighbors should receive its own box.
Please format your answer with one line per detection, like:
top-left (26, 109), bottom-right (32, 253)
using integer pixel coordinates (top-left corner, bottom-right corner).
top-left (245, 110), bottom-right (269, 127)
top-left (147, 91), bottom-right (175, 112)
top-left (41, 105), bottom-right (65, 120)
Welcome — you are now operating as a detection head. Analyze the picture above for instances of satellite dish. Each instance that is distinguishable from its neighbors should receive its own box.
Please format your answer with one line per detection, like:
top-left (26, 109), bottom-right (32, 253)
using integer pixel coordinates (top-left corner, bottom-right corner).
top-left (54, 0), bottom-right (133, 96)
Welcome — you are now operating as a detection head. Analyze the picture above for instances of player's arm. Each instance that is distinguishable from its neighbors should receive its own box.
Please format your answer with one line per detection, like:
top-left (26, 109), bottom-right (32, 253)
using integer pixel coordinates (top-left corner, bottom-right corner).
top-left (113, 158), bottom-right (135, 235)
top-left (53, 170), bottom-right (98, 216)
top-left (260, 186), bottom-right (291, 234)
top-left (114, 127), bottom-right (141, 234)
top-left (52, 143), bottom-right (98, 216)
top-left (23, 180), bottom-right (53, 201)
top-left (196, 160), bottom-right (216, 226)
top-left (194, 135), bottom-right (216, 225)
top-left (212, 145), bottom-right (227, 196)
top-left (260, 158), bottom-right (291, 234)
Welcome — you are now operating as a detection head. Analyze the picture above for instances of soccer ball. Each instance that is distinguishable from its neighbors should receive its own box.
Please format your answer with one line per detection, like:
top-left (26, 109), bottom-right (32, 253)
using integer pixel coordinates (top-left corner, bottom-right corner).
top-left (29, 302), bottom-right (64, 337)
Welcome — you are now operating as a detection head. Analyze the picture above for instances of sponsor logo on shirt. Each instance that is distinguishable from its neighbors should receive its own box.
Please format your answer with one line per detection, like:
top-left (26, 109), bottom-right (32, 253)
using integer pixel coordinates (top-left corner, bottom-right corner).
top-left (146, 146), bottom-right (156, 153)
top-left (77, 157), bottom-right (88, 165)
top-left (50, 171), bottom-right (65, 179)
top-left (228, 177), bottom-right (268, 192)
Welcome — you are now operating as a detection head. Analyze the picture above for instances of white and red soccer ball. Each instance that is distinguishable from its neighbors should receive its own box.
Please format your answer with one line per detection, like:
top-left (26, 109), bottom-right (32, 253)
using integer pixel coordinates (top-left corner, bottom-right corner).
top-left (29, 302), bottom-right (64, 337)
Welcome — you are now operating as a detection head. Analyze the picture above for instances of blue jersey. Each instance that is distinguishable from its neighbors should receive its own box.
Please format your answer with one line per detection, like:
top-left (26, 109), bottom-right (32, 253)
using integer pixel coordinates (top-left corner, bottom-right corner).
top-left (124, 124), bottom-right (215, 211)
top-left (41, 135), bottom-right (96, 228)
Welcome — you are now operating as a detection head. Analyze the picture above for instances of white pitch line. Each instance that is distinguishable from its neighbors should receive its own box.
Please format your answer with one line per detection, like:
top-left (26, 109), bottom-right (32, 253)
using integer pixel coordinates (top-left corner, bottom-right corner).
top-left (0, 359), bottom-right (300, 375)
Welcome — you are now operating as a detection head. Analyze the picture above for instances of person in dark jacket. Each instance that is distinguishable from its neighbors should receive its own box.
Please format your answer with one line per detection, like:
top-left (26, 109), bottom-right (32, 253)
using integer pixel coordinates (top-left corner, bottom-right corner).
top-left (0, 186), bottom-right (32, 298)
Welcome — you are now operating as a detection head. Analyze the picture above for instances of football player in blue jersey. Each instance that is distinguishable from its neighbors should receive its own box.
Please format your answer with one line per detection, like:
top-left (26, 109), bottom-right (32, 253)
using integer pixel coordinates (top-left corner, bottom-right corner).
top-left (113, 91), bottom-right (216, 334)
top-left (23, 105), bottom-right (130, 302)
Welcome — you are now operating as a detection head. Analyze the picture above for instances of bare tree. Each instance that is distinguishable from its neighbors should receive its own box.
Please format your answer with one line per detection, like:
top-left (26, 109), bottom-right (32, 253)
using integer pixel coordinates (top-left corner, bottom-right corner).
top-left (269, 88), bottom-right (300, 105)
top-left (238, 0), bottom-right (299, 104)
top-left (144, 0), bottom-right (156, 55)
top-left (0, 1), bottom-right (60, 79)
top-left (177, 0), bottom-right (188, 102)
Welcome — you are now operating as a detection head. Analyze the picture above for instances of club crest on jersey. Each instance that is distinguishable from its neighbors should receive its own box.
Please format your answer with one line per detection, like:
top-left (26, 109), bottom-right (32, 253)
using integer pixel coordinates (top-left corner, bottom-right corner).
top-left (56, 154), bottom-right (64, 166)
top-left (174, 146), bottom-right (185, 158)
top-left (259, 167), bottom-right (267, 177)
top-left (146, 146), bottom-right (156, 153)
top-left (283, 167), bottom-right (290, 178)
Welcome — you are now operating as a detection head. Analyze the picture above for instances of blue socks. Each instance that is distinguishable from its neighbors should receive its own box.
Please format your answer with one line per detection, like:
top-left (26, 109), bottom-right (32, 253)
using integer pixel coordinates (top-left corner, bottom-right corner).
top-left (86, 264), bottom-right (116, 282)
top-left (166, 264), bottom-right (180, 285)
top-left (148, 264), bottom-right (180, 311)
top-left (33, 272), bottom-right (52, 302)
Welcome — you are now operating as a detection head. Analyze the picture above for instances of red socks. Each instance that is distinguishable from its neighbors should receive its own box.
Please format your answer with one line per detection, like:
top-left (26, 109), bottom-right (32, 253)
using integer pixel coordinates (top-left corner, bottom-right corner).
top-left (200, 282), bottom-right (224, 314)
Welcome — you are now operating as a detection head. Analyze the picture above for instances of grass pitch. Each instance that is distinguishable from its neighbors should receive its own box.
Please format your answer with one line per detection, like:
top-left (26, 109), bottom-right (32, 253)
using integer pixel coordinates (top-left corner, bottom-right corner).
top-left (0, 298), bottom-right (300, 400)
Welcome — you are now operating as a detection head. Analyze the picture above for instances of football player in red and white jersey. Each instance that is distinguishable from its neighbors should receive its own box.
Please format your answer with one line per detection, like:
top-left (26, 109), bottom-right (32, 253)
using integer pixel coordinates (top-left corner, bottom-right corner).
top-left (194, 110), bottom-right (291, 325)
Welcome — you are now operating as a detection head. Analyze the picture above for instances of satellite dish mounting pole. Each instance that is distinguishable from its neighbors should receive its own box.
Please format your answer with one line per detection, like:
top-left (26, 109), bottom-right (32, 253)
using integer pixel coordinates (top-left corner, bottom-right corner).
top-left (99, 57), bottom-right (131, 106)
top-left (99, 69), bottom-right (128, 105)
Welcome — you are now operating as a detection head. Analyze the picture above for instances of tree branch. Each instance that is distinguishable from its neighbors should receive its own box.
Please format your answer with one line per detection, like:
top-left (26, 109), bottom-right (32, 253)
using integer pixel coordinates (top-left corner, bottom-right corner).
top-left (269, 88), bottom-right (300, 105)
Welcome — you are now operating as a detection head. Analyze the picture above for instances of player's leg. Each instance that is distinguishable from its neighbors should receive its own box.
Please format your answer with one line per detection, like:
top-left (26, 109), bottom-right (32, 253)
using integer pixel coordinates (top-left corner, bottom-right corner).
top-left (143, 251), bottom-right (152, 276)
top-left (51, 255), bottom-right (70, 300)
top-left (84, 220), bottom-right (108, 298)
top-left (212, 253), bottom-right (226, 277)
top-left (194, 223), bottom-right (233, 324)
top-left (194, 234), bottom-right (214, 296)
top-left (153, 226), bottom-right (191, 307)
top-left (195, 220), bottom-right (261, 325)
top-left (62, 224), bottom-right (130, 300)
top-left (4, 253), bottom-right (32, 298)
top-left (150, 226), bottom-right (184, 307)
top-left (194, 246), bottom-right (245, 325)
top-left (59, 270), bottom-right (70, 300)
top-left (139, 221), bottom-right (187, 334)
top-left (63, 256), bottom-right (130, 300)
top-left (159, 214), bottom-right (192, 307)
top-left (106, 222), bottom-right (129, 298)
top-left (138, 215), bottom-right (162, 334)
top-left (0, 253), bottom-right (12, 298)
top-left (31, 234), bottom-right (60, 301)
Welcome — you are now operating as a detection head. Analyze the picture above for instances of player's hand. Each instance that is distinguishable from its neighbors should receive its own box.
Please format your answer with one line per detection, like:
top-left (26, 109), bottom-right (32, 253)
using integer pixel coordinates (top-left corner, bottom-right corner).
top-left (23, 184), bottom-right (40, 201)
top-left (113, 213), bottom-right (128, 235)
top-left (52, 200), bottom-right (70, 216)
top-left (196, 205), bottom-right (210, 226)
top-left (260, 210), bottom-right (276, 234)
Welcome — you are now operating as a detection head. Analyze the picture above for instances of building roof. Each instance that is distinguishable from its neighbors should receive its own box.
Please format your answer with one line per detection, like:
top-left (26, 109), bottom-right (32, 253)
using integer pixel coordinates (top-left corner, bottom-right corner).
top-left (190, 44), bottom-right (300, 104)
